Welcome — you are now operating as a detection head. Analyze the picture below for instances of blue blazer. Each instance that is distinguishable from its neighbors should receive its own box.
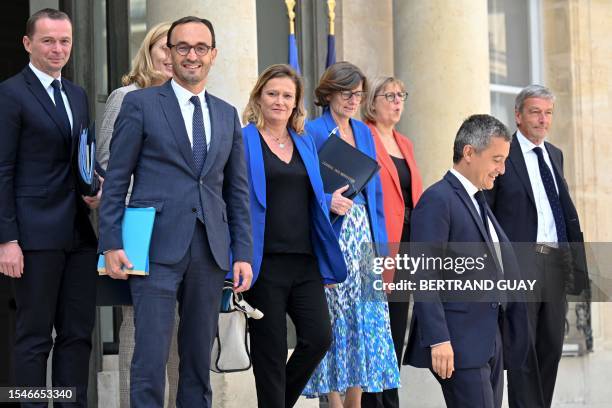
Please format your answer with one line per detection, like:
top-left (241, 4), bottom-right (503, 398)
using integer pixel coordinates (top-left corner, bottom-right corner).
top-left (404, 171), bottom-right (529, 370)
top-left (99, 80), bottom-right (252, 270)
top-left (305, 109), bottom-right (388, 252)
top-left (242, 123), bottom-right (347, 285)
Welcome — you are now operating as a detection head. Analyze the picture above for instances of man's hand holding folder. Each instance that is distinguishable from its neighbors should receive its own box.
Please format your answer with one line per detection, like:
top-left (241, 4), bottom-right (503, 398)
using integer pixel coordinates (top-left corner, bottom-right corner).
top-left (104, 249), bottom-right (133, 280)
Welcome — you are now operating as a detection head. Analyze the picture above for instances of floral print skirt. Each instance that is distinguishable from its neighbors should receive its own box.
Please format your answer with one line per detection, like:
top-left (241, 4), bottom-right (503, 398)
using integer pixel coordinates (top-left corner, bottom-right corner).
top-left (302, 203), bottom-right (400, 397)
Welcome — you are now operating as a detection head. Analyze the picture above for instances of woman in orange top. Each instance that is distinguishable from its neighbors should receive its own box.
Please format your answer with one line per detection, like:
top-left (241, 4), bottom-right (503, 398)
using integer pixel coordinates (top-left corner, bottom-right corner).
top-left (361, 77), bottom-right (423, 408)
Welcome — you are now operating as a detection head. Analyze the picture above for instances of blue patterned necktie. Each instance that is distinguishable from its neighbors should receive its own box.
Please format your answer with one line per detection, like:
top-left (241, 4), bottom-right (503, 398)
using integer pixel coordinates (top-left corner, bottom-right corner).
top-left (533, 146), bottom-right (567, 242)
top-left (190, 95), bottom-right (207, 174)
top-left (51, 79), bottom-right (71, 136)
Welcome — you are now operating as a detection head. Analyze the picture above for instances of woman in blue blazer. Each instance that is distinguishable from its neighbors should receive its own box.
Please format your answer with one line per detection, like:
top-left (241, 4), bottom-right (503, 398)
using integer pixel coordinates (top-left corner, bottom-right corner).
top-left (302, 62), bottom-right (400, 407)
top-left (242, 64), bottom-right (347, 408)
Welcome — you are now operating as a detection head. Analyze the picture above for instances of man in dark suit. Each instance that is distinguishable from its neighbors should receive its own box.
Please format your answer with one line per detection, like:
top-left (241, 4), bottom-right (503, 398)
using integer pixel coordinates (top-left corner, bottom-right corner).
top-left (0, 8), bottom-right (101, 407)
top-left (98, 16), bottom-right (253, 408)
top-left (404, 114), bottom-right (528, 408)
top-left (486, 85), bottom-right (588, 408)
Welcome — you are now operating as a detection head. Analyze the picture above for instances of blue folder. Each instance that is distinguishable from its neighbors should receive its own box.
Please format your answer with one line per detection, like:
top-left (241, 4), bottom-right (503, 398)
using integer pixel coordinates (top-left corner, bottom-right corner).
top-left (97, 207), bottom-right (156, 276)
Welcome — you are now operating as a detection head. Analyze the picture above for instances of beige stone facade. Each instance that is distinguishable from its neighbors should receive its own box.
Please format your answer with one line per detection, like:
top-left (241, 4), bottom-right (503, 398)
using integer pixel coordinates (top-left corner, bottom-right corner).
top-left (541, 0), bottom-right (612, 349)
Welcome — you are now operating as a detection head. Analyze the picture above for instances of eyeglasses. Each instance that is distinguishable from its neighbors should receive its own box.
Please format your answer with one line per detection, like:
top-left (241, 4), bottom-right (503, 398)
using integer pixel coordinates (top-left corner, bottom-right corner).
top-left (340, 90), bottom-right (365, 100)
top-left (168, 42), bottom-right (214, 56)
top-left (376, 92), bottom-right (408, 102)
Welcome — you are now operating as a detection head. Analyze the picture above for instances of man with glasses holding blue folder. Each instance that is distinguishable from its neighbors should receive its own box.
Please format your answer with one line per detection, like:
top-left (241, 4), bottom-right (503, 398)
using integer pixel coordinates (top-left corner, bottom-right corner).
top-left (98, 16), bottom-right (252, 408)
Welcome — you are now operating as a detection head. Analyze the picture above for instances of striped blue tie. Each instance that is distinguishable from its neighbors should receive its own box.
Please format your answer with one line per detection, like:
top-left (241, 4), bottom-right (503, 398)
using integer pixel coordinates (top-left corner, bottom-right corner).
top-left (533, 146), bottom-right (567, 242)
top-left (190, 95), bottom-right (207, 174)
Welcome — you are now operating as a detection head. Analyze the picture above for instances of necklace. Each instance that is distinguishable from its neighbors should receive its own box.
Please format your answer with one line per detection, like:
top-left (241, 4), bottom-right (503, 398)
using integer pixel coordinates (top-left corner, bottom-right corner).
top-left (263, 129), bottom-right (290, 149)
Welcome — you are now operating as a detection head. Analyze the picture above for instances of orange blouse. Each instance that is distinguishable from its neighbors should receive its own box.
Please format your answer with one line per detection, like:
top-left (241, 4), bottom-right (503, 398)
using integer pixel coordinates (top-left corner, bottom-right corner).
top-left (367, 122), bottom-right (423, 284)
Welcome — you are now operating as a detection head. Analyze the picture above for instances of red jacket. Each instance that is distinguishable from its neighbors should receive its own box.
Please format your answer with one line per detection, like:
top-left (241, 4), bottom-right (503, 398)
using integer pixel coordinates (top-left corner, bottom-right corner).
top-left (367, 122), bottom-right (423, 284)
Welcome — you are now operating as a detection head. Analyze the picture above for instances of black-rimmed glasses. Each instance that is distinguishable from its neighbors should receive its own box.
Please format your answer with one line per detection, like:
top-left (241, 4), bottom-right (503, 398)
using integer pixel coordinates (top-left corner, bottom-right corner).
top-left (340, 90), bottom-right (365, 100)
top-left (376, 92), bottom-right (408, 102)
top-left (168, 42), bottom-right (214, 56)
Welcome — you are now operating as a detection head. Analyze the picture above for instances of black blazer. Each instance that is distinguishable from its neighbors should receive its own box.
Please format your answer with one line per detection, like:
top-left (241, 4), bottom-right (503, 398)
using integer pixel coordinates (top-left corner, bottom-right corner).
top-left (486, 134), bottom-right (588, 295)
top-left (0, 66), bottom-right (95, 250)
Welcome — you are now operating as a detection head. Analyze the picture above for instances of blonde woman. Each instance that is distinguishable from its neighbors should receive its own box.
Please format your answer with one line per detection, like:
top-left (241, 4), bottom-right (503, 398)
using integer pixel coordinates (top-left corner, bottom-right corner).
top-left (360, 77), bottom-right (423, 408)
top-left (242, 64), bottom-right (347, 407)
top-left (97, 22), bottom-right (178, 408)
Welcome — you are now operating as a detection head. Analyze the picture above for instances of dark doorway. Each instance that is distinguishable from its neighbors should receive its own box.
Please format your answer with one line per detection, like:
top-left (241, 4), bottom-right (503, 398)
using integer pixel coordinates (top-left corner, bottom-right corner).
top-left (0, 1), bottom-right (29, 80)
top-left (0, 4), bottom-right (28, 405)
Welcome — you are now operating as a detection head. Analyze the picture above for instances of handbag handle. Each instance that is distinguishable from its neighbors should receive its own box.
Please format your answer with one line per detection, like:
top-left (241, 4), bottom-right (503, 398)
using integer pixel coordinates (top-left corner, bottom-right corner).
top-left (220, 281), bottom-right (264, 319)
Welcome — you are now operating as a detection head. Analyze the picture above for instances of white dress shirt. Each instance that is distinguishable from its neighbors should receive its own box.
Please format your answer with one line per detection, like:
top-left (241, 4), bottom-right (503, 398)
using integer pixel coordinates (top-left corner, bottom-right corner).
top-left (516, 130), bottom-right (559, 244)
top-left (171, 79), bottom-right (211, 150)
top-left (29, 62), bottom-right (73, 130)
top-left (449, 169), bottom-right (501, 245)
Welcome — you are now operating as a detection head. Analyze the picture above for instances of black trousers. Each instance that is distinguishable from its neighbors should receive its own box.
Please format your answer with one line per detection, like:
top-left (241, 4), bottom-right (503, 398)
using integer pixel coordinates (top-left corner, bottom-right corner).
top-left (246, 254), bottom-right (332, 408)
top-left (11, 223), bottom-right (97, 408)
top-left (508, 251), bottom-right (567, 408)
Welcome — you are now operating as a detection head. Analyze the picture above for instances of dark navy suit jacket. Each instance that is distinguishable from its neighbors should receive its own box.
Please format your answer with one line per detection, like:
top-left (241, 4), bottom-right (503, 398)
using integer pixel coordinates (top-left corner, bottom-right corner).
top-left (0, 66), bottom-right (95, 249)
top-left (98, 80), bottom-right (252, 270)
top-left (404, 171), bottom-right (528, 370)
top-left (305, 109), bottom-right (388, 251)
top-left (242, 123), bottom-right (347, 285)
top-left (485, 135), bottom-right (588, 295)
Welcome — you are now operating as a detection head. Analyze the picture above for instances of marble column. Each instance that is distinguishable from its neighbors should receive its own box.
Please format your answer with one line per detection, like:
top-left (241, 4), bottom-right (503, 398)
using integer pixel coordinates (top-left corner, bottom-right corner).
top-left (393, 0), bottom-right (490, 187)
top-left (338, 0), bottom-right (394, 79)
top-left (146, 0), bottom-right (258, 116)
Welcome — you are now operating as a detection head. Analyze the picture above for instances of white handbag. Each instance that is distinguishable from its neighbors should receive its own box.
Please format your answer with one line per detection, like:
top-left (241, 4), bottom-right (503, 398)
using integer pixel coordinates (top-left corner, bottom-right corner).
top-left (210, 282), bottom-right (263, 373)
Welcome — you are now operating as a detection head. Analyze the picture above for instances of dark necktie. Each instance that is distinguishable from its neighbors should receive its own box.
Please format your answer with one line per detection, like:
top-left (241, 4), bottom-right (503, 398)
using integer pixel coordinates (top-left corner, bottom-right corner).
top-left (533, 146), bottom-right (567, 243)
top-left (474, 190), bottom-right (491, 242)
top-left (476, 190), bottom-right (505, 307)
top-left (190, 95), bottom-right (207, 175)
top-left (51, 79), bottom-right (71, 136)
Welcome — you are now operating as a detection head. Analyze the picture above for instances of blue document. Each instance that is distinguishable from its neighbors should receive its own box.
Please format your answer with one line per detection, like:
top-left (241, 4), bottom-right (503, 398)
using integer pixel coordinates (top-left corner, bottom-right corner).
top-left (72, 124), bottom-right (100, 196)
top-left (97, 207), bottom-right (156, 276)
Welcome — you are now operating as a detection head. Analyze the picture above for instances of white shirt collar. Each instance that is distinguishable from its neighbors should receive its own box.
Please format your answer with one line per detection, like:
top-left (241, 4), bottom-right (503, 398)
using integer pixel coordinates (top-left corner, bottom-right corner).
top-left (171, 79), bottom-right (206, 106)
top-left (516, 129), bottom-right (546, 154)
top-left (450, 168), bottom-right (480, 198)
top-left (29, 62), bottom-right (61, 90)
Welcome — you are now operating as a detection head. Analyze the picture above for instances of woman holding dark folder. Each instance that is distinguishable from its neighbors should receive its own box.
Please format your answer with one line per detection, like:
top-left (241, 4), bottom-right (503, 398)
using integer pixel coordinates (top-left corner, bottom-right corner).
top-left (360, 77), bottom-right (423, 408)
top-left (241, 64), bottom-right (347, 408)
top-left (302, 62), bottom-right (400, 407)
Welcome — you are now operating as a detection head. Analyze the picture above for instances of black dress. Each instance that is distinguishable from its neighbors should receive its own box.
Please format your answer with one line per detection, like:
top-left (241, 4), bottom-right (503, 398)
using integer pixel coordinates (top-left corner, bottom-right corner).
top-left (391, 155), bottom-right (413, 243)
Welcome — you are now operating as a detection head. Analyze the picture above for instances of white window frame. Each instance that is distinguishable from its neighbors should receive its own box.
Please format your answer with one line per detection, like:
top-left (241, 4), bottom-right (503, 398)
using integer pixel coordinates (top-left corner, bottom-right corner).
top-left (489, 0), bottom-right (543, 103)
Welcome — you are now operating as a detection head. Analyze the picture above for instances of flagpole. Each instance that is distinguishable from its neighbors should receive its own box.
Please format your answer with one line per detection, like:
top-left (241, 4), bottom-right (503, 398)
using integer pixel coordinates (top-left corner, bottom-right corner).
top-left (285, 0), bottom-right (296, 35)
top-left (327, 0), bottom-right (336, 36)
top-left (326, 0), bottom-right (337, 68)
top-left (285, 0), bottom-right (301, 73)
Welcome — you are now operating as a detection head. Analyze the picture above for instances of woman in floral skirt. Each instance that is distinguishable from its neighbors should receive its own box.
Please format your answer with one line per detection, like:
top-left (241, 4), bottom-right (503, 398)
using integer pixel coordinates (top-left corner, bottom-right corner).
top-left (302, 61), bottom-right (400, 407)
